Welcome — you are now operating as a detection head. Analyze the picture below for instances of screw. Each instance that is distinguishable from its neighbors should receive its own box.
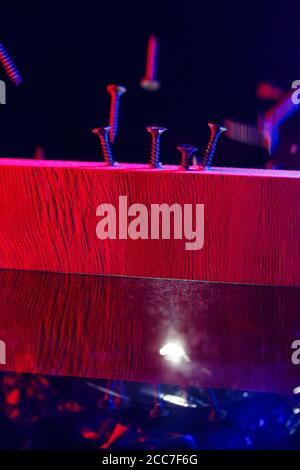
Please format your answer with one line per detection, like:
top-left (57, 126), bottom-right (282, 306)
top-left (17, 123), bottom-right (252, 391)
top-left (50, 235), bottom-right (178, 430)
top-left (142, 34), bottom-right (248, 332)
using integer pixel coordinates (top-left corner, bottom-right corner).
top-left (0, 42), bottom-right (22, 86)
top-left (106, 84), bottom-right (127, 143)
top-left (92, 126), bottom-right (116, 166)
top-left (149, 384), bottom-right (169, 418)
top-left (201, 123), bottom-right (227, 169)
top-left (146, 126), bottom-right (167, 168)
top-left (140, 34), bottom-right (161, 91)
top-left (177, 144), bottom-right (198, 170)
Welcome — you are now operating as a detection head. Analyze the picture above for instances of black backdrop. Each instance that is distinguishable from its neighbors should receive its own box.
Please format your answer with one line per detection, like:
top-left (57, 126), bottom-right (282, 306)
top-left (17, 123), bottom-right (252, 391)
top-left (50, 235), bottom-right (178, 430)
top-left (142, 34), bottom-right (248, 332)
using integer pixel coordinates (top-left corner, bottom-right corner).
top-left (0, 0), bottom-right (299, 166)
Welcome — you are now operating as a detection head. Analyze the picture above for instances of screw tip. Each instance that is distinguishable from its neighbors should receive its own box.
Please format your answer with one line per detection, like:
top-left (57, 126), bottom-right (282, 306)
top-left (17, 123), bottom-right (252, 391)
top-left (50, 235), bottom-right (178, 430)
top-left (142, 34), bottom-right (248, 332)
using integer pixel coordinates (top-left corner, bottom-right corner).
top-left (140, 78), bottom-right (161, 91)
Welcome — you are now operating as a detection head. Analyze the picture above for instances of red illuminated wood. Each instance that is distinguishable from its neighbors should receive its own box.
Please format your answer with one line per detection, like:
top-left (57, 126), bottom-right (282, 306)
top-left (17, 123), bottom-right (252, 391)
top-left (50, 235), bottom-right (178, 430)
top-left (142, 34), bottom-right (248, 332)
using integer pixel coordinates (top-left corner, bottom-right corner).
top-left (0, 158), bottom-right (299, 287)
top-left (0, 270), bottom-right (299, 394)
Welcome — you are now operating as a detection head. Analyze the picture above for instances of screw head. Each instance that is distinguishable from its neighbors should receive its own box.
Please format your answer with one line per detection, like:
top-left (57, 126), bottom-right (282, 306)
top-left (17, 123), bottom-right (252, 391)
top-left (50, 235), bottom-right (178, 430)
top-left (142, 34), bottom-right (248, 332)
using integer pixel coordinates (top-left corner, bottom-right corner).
top-left (177, 144), bottom-right (198, 153)
top-left (177, 144), bottom-right (198, 170)
top-left (208, 122), bottom-right (227, 134)
top-left (146, 126), bottom-right (167, 136)
top-left (106, 84), bottom-right (127, 96)
top-left (92, 126), bottom-right (111, 137)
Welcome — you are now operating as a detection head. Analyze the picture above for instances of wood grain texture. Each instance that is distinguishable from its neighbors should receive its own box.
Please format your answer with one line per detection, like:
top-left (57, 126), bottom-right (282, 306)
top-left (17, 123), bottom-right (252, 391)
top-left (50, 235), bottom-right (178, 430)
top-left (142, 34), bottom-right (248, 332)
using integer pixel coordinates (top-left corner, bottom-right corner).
top-left (0, 270), bottom-right (299, 393)
top-left (0, 159), bottom-right (299, 286)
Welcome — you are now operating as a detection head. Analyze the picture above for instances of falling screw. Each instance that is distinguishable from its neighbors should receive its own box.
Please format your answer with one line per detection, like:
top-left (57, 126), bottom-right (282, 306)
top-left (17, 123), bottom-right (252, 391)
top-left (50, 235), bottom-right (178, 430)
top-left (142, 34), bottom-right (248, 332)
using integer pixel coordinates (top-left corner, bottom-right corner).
top-left (92, 126), bottom-right (116, 166)
top-left (0, 42), bottom-right (23, 86)
top-left (140, 34), bottom-right (161, 91)
top-left (146, 126), bottom-right (167, 168)
top-left (177, 144), bottom-right (198, 170)
top-left (201, 123), bottom-right (227, 169)
top-left (106, 84), bottom-right (127, 143)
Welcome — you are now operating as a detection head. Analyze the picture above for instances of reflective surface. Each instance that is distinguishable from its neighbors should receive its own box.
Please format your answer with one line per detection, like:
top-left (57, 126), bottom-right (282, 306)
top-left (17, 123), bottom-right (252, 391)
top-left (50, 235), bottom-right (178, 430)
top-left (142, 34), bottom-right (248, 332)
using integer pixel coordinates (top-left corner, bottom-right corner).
top-left (0, 269), bottom-right (299, 393)
top-left (0, 373), bottom-right (300, 449)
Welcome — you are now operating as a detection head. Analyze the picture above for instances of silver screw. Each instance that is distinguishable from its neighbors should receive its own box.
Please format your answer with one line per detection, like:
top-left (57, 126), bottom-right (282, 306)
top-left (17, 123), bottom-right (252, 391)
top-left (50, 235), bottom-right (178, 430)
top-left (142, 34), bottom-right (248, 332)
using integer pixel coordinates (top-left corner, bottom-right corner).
top-left (92, 126), bottom-right (116, 166)
top-left (106, 84), bottom-right (127, 143)
top-left (201, 123), bottom-right (227, 169)
top-left (177, 144), bottom-right (198, 170)
top-left (146, 126), bottom-right (167, 168)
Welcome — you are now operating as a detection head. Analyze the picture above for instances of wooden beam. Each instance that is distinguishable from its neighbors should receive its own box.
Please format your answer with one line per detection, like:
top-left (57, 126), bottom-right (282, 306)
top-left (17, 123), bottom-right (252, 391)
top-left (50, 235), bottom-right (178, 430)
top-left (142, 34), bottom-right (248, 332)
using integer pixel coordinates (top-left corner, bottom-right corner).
top-left (0, 158), bottom-right (299, 286)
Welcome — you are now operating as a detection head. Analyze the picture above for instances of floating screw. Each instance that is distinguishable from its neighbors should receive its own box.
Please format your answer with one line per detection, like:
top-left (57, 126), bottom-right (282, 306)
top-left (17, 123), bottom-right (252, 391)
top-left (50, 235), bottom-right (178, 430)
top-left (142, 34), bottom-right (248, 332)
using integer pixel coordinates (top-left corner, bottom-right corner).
top-left (106, 84), bottom-right (127, 143)
top-left (0, 42), bottom-right (22, 86)
top-left (146, 126), bottom-right (167, 168)
top-left (177, 144), bottom-right (198, 170)
top-left (92, 126), bottom-right (115, 166)
top-left (140, 34), bottom-right (161, 91)
top-left (201, 123), bottom-right (227, 169)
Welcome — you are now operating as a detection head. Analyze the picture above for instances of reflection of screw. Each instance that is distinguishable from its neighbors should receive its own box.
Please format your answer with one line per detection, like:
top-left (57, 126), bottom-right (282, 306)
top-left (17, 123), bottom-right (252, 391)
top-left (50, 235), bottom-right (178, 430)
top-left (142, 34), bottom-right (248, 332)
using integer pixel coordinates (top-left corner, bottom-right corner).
top-left (146, 126), bottom-right (167, 168)
top-left (92, 126), bottom-right (115, 166)
top-left (140, 34), bottom-right (161, 91)
top-left (149, 384), bottom-right (169, 418)
top-left (106, 84), bottom-right (127, 143)
top-left (201, 123), bottom-right (227, 169)
top-left (177, 144), bottom-right (198, 170)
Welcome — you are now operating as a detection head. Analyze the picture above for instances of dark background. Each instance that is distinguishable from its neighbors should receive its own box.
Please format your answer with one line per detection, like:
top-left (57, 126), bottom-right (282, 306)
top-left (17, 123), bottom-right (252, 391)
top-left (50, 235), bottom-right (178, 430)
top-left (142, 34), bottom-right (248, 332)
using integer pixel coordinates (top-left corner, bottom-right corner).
top-left (0, 0), bottom-right (299, 166)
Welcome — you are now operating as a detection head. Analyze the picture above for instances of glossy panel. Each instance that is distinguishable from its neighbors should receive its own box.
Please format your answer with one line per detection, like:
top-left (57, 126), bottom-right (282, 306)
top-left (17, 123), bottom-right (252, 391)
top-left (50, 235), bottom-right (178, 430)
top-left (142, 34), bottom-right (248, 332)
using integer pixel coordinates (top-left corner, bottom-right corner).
top-left (0, 270), bottom-right (299, 393)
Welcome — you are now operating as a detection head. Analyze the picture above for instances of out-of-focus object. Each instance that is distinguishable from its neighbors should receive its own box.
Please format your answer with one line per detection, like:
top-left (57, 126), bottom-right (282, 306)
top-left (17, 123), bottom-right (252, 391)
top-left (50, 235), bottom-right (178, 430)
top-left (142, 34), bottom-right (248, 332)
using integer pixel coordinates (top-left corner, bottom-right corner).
top-left (256, 81), bottom-right (285, 101)
top-left (0, 79), bottom-right (6, 104)
top-left (200, 123), bottom-right (227, 169)
top-left (92, 126), bottom-right (115, 166)
top-left (34, 146), bottom-right (45, 160)
top-left (225, 84), bottom-right (300, 169)
top-left (140, 34), bottom-right (161, 91)
top-left (0, 42), bottom-right (23, 86)
top-left (106, 84), bottom-right (127, 143)
top-left (146, 126), bottom-right (167, 168)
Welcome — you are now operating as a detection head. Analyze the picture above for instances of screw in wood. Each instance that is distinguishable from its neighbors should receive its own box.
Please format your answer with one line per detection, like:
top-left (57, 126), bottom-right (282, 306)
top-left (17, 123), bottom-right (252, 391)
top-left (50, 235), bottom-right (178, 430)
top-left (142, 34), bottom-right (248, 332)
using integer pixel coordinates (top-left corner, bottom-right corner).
top-left (177, 144), bottom-right (198, 170)
top-left (201, 123), bottom-right (227, 169)
top-left (92, 126), bottom-right (116, 166)
top-left (106, 84), bottom-right (127, 143)
top-left (146, 126), bottom-right (167, 168)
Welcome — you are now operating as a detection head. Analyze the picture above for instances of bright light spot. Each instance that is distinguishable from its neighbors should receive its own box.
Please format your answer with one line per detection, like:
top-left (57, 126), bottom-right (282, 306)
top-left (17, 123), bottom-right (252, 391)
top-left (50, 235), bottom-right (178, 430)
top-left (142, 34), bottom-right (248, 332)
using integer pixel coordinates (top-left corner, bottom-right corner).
top-left (293, 386), bottom-right (300, 395)
top-left (160, 393), bottom-right (197, 408)
top-left (293, 407), bottom-right (300, 414)
top-left (159, 342), bottom-right (187, 364)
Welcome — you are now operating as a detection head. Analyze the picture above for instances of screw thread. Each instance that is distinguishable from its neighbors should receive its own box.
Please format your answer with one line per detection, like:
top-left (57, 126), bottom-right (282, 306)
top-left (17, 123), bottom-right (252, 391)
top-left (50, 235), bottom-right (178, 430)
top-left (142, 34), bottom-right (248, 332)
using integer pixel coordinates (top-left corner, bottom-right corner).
top-left (109, 95), bottom-right (120, 143)
top-left (92, 127), bottom-right (115, 166)
top-left (147, 127), bottom-right (166, 168)
top-left (202, 124), bottom-right (226, 169)
top-left (150, 138), bottom-right (161, 168)
top-left (100, 133), bottom-right (115, 166)
top-left (0, 42), bottom-right (22, 86)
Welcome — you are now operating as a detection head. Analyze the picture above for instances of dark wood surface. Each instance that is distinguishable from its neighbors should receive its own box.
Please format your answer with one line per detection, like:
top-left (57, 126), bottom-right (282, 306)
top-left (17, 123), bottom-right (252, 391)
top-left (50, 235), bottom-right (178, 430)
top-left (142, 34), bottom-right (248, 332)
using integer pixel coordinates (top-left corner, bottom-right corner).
top-left (0, 269), bottom-right (299, 394)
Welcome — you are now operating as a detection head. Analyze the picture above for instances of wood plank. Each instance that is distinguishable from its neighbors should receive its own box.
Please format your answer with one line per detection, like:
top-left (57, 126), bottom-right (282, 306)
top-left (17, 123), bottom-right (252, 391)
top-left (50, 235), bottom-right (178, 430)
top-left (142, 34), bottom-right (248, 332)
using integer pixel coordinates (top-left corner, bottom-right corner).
top-left (0, 159), bottom-right (299, 286)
